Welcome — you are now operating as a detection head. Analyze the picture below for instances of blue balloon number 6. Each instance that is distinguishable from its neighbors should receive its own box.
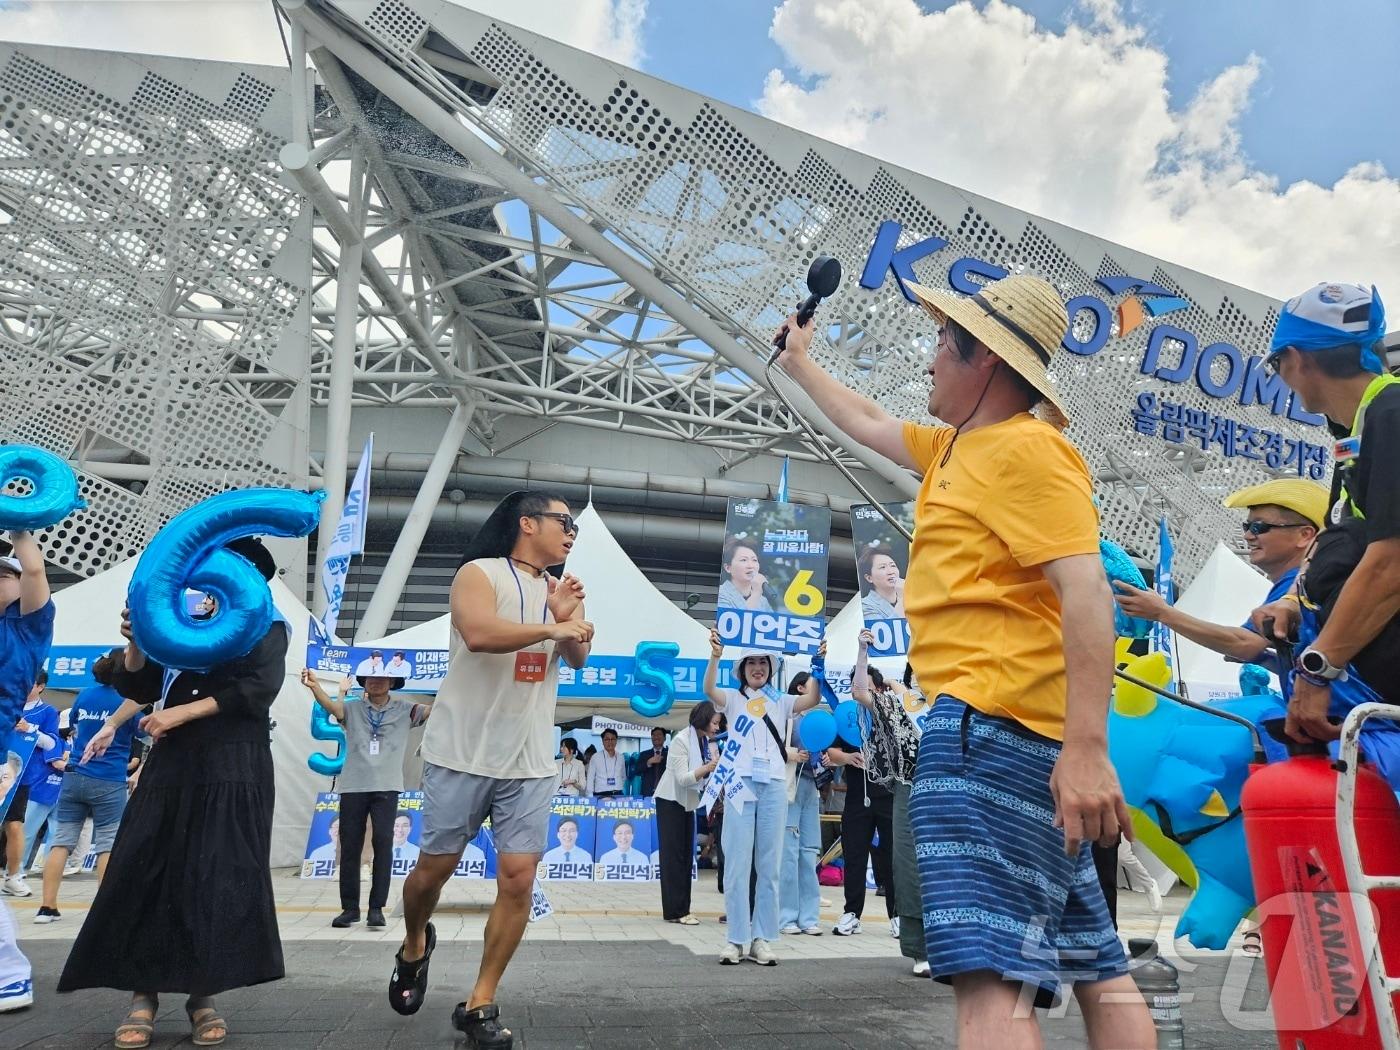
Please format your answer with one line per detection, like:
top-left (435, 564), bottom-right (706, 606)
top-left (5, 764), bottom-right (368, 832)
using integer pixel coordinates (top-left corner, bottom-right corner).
top-left (127, 488), bottom-right (324, 671)
top-left (0, 445), bottom-right (86, 531)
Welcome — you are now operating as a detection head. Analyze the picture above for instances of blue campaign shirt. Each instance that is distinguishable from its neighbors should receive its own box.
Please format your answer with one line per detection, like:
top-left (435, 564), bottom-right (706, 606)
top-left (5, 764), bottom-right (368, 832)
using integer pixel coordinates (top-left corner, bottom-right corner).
top-left (69, 684), bottom-right (136, 784)
top-left (1241, 568), bottom-right (1300, 677)
top-left (27, 738), bottom-right (66, 806)
top-left (0, 598), bottom-right (55, 726)
top-left (18, 700), bottom-right (59, 787)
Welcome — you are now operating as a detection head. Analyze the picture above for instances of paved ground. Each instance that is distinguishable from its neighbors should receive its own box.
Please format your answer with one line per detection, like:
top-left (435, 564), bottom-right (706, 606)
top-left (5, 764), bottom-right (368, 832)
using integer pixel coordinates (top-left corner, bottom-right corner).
top-left (1, 868), bottom-right (1277, 1048)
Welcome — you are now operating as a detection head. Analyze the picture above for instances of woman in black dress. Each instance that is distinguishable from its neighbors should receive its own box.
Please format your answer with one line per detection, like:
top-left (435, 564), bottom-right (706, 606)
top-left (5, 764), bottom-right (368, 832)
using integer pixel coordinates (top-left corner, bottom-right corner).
top-left (59, 538), bottom-right (287, 1048)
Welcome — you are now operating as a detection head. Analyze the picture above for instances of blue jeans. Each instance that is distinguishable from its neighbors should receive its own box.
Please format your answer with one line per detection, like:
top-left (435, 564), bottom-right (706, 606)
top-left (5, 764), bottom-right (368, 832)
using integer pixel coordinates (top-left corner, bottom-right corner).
top-left (720, 773), bottom-right (786, 946)
top-left (21, 800), bottom-right (55, 870)
top-left (51, 775), bottom-right (127, 855)
top-left (779, 775), bottom-right (821, 929)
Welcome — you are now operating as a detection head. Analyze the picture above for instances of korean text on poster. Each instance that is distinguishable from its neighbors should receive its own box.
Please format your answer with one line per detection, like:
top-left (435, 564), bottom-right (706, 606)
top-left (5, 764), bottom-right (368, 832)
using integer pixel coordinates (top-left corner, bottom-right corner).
top-left (593, 796), bottom-right (656, 883)
top-left (539, 796), bottom-right (597, 882)
top-left (850, 502), bottom-right (915, 657)
top-left (716, 498), bottom-right (830, 655)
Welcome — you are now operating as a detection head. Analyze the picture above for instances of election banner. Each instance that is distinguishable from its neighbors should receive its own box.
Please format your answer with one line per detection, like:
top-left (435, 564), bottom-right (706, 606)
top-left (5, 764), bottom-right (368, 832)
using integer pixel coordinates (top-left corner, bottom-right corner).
top-left (0, 727), bottom-right (37, 817)
top-left (539, 796), bottom-right (596, 882)
top-left (389, 791), bottom-right (426, 878)
top-left (300, 791), bottom-right (491, 880)
top-left (593, 796), bottom-right (656, 883)
top-left (528, 880), bottom-right (554, 922)
top-left (301, 792), bottom-right (343, 879)
top-left (455, 820), bottom-right (496, 880)
top-left (313, 433), bottom-right (373, 646)
top-left (850, 502), bottom-right (915, 658)
top-left (716, 498), bottom-right (830, 655)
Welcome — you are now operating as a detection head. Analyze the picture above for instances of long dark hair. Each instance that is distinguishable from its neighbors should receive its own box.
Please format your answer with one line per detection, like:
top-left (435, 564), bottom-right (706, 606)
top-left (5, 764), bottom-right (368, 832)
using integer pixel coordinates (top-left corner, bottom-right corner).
top-left (461, 489), bottom-right (569, 565)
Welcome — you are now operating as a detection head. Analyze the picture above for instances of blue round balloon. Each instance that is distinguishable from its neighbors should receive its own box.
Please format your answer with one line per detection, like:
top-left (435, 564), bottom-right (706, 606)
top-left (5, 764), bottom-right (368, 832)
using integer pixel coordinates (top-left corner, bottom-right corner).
top-left (798, 708), bottom-right (837, 752)
top-left (128, 487), bottom-right (324, 671)
top-left (835, 700), bottom-right (866, 746)
top-left (0, 444), bottom-right (86, 531)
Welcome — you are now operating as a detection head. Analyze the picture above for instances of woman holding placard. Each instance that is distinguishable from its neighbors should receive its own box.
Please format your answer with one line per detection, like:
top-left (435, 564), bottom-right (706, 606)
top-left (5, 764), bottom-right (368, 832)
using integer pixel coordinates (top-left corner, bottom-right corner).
top-left (703, 630), bottom-right (821, 966)
top-left (653, 701), bottom-right (721, 925)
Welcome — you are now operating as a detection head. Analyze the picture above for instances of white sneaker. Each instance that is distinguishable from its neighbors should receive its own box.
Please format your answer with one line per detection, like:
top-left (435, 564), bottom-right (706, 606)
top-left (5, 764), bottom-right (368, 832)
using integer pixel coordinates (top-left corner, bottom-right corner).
top-left (32, 907), bottom-right (61, 925)
top-left (0, 978), bottom-right (32, 1011)
top-left (800, 925), bottom-right (823, 936)
top-left (748, 938), bottom-right (777, 965)
top-left (1, 875), bottom-right (31, 897)
top-left (62, 864), bottom-right (79, 877)
top-left (719, 942), bottom-right (744, 965)
top-left (1147, 880), bottom-right (1163, 912)
top-left (833, 911), bottom-right (862, 936)
top-left (779, 922), bottom-right (802, 935)
top-left (890, 917), bottom-right (901, 939)
top-left (912, 960), bottom-right (931, 978)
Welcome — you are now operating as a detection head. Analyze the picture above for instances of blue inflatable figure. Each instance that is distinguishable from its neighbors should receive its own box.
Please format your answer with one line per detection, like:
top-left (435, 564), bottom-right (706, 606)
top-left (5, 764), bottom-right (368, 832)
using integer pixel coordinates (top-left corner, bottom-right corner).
top-left (1109, 652), bottom-right (1286, 949)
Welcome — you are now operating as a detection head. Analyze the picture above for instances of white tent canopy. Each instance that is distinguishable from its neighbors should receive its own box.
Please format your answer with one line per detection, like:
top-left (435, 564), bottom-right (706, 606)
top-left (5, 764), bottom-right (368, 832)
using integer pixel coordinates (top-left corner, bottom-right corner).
top-left (51, 557), bottom-right (326, 866)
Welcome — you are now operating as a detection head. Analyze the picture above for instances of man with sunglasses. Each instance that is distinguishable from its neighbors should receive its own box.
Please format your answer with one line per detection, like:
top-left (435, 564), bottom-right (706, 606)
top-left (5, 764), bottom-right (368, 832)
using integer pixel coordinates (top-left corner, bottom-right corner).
top-left (1248, 282), bottom-right (1400, 742)
top-left (1113, 479), bottom-right (1328, 670)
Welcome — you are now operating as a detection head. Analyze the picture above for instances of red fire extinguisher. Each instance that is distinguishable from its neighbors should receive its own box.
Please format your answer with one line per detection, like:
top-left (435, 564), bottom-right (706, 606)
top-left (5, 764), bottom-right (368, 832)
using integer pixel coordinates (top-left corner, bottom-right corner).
top-left (1241, 717), bottom-right (1400, 1048)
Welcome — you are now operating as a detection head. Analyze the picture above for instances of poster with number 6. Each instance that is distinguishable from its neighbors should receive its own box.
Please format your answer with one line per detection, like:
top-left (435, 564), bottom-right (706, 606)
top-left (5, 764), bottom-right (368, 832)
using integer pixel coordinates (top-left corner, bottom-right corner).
top-left (716, 498), bottom-right (830, 655)
top-left (850, 502), bottom-right (915, 658)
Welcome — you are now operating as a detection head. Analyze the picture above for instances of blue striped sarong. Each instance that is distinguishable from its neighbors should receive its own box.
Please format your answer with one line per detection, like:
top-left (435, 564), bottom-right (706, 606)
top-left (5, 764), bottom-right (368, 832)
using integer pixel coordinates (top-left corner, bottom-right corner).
top-left (909, 697), bottom-right (1126, 1008)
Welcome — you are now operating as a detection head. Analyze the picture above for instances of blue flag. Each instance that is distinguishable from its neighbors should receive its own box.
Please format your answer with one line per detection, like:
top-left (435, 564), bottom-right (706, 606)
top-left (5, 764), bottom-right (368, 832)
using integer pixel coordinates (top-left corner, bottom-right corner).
top-left (776, 457), bottom-right (790, 503)
top-left (314, 434), bottom-right (373, 644)
top-left (1152, 516), bottom-right (1175, 685)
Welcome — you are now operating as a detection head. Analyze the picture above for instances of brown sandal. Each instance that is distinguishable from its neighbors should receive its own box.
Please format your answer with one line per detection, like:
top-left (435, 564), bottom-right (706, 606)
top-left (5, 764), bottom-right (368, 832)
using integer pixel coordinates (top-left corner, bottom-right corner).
top-left (185, 997), bottom-right (227, 1046)
top-left (114, 994), bottom-right (157, 1049)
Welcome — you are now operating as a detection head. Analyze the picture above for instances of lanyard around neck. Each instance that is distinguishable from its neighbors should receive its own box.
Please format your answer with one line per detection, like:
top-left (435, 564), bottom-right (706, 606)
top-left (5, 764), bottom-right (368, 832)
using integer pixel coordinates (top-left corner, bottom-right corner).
top-left (504, 557), bottom-right (548, 624)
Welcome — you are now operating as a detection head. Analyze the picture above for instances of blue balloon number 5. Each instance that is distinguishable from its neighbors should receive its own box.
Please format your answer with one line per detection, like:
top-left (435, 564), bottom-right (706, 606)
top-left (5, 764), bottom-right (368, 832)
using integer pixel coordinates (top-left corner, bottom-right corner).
top-left (308, 700), bottom-right (346, 777)
top-left (127, 488), bottom-right (325, 671)
top-left (0, 445), bottom-right (86, 531)
top-left (630, 640), bottom-right (680, 719)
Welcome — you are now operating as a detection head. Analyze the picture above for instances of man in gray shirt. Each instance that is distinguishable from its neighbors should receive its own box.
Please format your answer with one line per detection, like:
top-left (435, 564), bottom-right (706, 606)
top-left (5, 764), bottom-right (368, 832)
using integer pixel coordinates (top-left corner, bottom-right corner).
top-left (302, 670), bottom-right (431, 928)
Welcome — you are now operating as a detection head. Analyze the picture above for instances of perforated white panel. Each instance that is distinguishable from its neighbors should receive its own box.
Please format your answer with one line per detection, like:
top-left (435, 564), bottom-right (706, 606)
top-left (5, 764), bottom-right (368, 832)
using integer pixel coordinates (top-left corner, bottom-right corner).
top-left (328, 0), bottom-right (1324, 583)
top-left (0, 44), bottom-right (308, 575)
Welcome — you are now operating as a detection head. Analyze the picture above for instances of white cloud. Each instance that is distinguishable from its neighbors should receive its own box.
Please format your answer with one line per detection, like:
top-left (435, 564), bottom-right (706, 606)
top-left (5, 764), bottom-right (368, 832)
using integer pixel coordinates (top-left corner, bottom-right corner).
top-left (759, 0), bottom-right (1400, 301)
top-left (0, 0), bottom-right (649, 69)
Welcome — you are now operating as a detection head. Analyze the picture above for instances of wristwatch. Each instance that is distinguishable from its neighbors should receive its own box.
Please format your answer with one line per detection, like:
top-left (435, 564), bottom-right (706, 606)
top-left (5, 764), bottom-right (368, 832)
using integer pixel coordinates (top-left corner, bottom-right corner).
top-left (1298, 648), bottom-right (1344, 681)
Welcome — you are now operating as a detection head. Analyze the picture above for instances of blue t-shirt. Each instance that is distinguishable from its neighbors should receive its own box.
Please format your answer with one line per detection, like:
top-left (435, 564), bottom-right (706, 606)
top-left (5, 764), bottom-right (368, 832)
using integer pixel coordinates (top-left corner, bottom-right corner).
top-left (18, 700), bottom-right (59, 787)
top-left (70, 684), bottom-right (136, 784)
top-left (1240, 568), bottom-right (1300, 676)
top-left (27, 738), bottom-right (66, 806)
top-left (0, 598), bottom-right (54, 728)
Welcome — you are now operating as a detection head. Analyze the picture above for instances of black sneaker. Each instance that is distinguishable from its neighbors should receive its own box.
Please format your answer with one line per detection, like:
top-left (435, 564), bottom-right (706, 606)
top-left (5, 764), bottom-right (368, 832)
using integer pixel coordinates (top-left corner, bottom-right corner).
top-left (32, 907), bottom-right (61, 925)
top-left (332, 908), bottom-right (361, 928)
top-left (367, 908), bottom-right (386, 928)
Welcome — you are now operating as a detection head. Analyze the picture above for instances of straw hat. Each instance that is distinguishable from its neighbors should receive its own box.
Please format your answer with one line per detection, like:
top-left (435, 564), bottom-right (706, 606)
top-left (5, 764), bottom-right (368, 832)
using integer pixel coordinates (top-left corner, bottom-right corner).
top-left (1222, 479), bottom-right (1330, 530)
top-left (905, 275), bottom-right (1072, 429)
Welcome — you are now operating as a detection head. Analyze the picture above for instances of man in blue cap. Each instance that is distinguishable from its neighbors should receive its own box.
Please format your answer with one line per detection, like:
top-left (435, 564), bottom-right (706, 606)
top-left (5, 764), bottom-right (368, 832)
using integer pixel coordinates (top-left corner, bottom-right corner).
top-left (1250, 282), bottom-right (1400, 742)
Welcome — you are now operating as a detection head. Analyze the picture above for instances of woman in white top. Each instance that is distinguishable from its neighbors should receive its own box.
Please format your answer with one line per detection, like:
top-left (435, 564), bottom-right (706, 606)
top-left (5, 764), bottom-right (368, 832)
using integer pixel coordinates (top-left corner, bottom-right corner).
top-left (703, 629), bottom-right (820, 966)
top-left (555, 738), bottom-right (586, 798)
top-left (653, 701), bottom-right (721, 924)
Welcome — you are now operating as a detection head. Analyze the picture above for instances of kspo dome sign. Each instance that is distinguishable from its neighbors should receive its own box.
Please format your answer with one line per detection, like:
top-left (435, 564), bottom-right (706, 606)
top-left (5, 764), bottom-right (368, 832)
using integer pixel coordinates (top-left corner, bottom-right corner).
top-left (859, 220), bottom-right (1325, 429)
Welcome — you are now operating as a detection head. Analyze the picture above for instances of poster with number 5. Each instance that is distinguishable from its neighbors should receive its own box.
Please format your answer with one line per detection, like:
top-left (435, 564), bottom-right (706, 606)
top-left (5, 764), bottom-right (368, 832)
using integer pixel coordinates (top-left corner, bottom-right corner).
top-left (850, 502), bottom-right (915, 658)
top-left (716, 498), bottom-right (830, 655)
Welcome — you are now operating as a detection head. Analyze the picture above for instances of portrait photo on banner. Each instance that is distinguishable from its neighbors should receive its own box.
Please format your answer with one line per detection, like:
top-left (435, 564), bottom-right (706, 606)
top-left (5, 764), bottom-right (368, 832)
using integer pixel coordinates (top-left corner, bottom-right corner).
top-left (539, 796), bottom-right (597, 882)
top-left (850, 501), bottom-right (915, 658)
top-left (594, 796), bottom-right (657, 883)
top-left (716, 497), bottom-right (830, 656)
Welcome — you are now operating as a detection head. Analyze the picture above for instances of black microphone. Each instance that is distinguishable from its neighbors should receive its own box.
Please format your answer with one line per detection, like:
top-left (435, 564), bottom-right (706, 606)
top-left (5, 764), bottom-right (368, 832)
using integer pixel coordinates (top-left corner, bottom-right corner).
top-left (772, 255), bottom-right (842, 360)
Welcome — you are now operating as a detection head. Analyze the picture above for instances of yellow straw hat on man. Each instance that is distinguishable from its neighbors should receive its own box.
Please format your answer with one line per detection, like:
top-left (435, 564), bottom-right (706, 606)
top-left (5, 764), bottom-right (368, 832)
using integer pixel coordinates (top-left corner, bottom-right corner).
top-left (904, 274), bottom-right (1072, 429)
top-left (1222, 478), bottom-right (1331, 530)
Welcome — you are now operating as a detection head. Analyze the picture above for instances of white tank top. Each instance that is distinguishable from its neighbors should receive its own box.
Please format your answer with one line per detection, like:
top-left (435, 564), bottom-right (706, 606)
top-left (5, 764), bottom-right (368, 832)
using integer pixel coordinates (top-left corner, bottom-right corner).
top-left (421, 557), bottom-right (559, 779)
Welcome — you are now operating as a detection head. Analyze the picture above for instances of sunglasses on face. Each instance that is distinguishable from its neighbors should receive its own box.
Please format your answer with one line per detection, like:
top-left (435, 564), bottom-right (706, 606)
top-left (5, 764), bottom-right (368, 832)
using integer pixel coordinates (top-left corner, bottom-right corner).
top-left (1241, 520), bottom-right (1306, 536)
top-left (1262, 348), bottom-right (1286, 377)
top-left (534, 511), bottom-right (579, 537)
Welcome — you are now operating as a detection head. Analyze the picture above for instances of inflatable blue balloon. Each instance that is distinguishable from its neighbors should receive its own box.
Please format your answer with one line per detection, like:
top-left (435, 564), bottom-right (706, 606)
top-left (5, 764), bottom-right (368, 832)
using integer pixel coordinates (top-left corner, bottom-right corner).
top-left (630, 640), bottom-right (680, 719)
top-left (0, 444), bottom-right (86, 531)
top-left (798, 708), bottom-right (837, 752)
top-left (128, 488), bottom-right (324, 671)
top-left (1100, 539), bottom-right (1152, 639)
top-left (308, 700), bottom-right (346, 777)
top-left (835, 700), bottom-right (866, 746)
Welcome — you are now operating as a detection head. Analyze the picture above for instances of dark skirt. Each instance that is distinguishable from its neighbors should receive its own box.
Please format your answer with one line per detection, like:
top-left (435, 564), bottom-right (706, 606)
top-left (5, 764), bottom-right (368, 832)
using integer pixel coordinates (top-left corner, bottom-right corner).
top-left (58, 738), bottom-right (284, 997)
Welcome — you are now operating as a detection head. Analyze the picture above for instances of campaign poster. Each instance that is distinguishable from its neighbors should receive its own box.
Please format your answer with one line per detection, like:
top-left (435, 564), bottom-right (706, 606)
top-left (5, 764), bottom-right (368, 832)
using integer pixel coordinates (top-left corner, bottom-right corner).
top-left (0, 728), bottom-right (38, 818)
top-left (593, 796), bottom-right (656, 883)
top-left (539, 796), bottom-right (596, 882)
top-left (300, 792), bottom-right (342, 879)
top-left (390, 791), bottom-right (425, 878)
top-left (716, 498), bottom-right (830, 655)
top-left (850, 502), bottom-right (915, 658)
top-left (306, 634), bottom-right (448, 694)
top-left (454, 819), bottom-right (496, 880)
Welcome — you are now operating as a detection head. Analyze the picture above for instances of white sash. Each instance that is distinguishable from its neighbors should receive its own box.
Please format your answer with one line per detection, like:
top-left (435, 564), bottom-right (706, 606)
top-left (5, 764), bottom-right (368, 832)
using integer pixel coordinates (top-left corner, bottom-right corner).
top-left (699, 685), bottom-right (781, 815)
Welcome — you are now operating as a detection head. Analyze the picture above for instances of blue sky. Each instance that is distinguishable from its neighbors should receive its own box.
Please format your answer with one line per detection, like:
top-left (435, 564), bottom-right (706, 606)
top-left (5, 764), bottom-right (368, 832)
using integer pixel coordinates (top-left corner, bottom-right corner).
top-left (641, 0), bottom-right (1399, 189)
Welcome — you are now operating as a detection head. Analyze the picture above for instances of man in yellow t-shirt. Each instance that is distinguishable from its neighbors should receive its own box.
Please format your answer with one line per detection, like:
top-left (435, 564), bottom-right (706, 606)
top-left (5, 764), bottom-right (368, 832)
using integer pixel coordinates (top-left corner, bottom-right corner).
top-left (775, 275), bottom-right (1151, 1049)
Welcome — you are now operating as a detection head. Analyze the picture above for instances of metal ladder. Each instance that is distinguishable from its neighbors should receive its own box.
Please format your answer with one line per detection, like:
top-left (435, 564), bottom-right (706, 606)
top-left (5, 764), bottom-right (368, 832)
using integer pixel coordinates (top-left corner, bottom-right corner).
top-left (1335, 702), bottom-right (1400, 1050)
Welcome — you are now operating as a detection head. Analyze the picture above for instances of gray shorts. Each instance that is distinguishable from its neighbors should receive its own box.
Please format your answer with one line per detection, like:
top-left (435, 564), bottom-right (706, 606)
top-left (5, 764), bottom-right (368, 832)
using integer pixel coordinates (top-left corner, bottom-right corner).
top-left (419, 762), bottom-right (554, 857)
